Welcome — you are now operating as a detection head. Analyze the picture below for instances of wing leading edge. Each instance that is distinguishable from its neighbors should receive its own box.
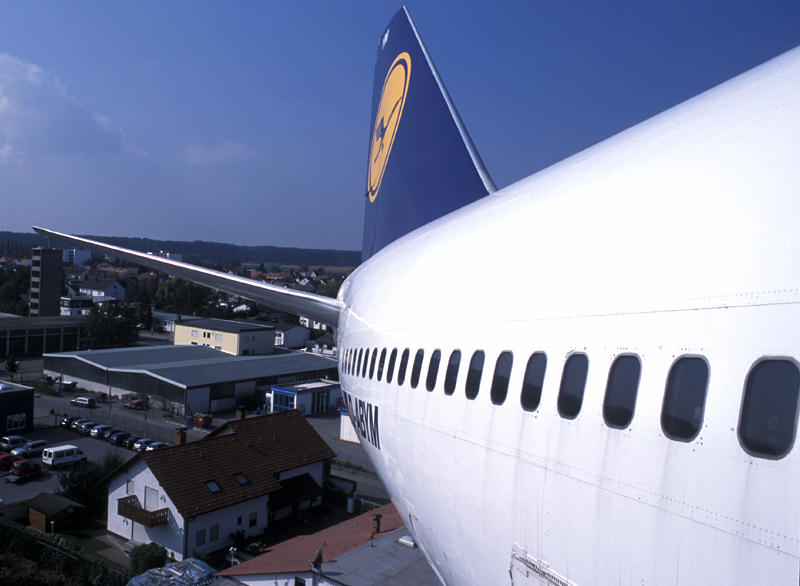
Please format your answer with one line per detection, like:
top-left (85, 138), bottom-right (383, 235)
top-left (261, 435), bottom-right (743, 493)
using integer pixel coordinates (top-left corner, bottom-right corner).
top-left (32, 226), bottom-right (344, 327)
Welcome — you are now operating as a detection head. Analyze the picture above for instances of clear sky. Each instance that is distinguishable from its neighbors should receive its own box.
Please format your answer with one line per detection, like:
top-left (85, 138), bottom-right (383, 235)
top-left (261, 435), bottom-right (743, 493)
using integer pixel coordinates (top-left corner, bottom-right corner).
top-left (1, 1), bottom-right (799, 250)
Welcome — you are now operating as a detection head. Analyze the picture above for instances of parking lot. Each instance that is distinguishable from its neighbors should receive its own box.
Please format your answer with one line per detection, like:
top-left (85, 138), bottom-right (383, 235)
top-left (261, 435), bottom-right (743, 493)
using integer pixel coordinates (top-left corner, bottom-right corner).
top-left (0, 424), bottom-right (131, 505)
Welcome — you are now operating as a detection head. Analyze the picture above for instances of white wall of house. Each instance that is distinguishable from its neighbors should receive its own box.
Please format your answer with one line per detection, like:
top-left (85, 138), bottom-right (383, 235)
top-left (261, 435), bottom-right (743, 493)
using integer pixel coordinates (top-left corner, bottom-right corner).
top-left (188, 494), bottom-right (270, 557)
top-left (276, 462), bottom-right (324, 487)
top-left (107, 459), bottom-right (186, 560)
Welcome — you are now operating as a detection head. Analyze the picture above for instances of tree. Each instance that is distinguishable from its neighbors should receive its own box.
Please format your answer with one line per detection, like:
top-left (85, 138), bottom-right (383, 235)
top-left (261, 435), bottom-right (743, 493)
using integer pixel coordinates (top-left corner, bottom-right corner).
top-left (315, 278), bottom-right (343, 299)
top-left (86, 302), bottom-right (139, 349)
top-left (129, 543), bottom-right (167, 577)
top-left (5, 356), bottom-right (20, 380)
top-left (58, 451), bottom-right (124, 516)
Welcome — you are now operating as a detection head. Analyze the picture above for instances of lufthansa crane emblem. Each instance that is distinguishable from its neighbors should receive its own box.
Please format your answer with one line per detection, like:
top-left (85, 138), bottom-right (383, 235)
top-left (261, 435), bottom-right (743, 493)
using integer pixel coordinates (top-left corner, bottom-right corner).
top-left (368, 52), bottom-right (411, 203)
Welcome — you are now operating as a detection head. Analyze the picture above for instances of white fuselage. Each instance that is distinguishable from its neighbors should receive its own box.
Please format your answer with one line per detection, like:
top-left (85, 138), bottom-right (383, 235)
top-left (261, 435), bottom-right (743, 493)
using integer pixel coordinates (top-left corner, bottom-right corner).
top-left (337, 47), bottom-right (800, 585)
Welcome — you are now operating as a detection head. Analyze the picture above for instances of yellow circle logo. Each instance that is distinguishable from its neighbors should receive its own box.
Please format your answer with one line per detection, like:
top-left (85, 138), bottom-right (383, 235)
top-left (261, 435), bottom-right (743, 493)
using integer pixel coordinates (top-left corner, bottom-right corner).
top-left (368, 52), bottom-right (411, 203)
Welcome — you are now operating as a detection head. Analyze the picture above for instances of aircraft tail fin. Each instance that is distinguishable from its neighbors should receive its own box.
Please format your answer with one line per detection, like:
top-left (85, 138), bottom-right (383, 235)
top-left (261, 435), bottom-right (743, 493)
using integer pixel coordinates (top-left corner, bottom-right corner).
top-left (362, 7), bottom-right (495, 261)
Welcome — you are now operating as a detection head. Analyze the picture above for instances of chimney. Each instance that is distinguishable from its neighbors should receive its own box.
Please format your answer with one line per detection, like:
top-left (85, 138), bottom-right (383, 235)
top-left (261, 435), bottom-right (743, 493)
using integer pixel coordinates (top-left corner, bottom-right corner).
top-left (236, 405), bottom-right (247, 420)
top-left (372, 513), bottom-right (382, 536)
top-left (175, 427), bottom-right (186, 446)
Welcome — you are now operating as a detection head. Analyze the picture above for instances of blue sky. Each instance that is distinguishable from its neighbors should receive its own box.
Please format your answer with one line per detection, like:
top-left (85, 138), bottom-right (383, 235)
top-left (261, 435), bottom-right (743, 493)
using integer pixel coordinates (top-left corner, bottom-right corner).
top-left (1, 1), bottom-right (799, 250)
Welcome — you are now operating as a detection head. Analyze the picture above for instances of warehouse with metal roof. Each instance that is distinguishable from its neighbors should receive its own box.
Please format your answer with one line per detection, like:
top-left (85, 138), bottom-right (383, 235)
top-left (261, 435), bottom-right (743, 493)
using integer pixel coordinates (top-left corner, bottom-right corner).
top-left (42, 345), bottom-right (338, 416)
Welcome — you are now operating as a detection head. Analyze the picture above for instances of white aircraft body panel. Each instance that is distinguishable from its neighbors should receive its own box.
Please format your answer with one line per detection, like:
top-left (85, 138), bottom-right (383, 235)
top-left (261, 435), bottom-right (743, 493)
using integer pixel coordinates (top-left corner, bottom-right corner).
top-left (337, 46), bottom-right (800, 584)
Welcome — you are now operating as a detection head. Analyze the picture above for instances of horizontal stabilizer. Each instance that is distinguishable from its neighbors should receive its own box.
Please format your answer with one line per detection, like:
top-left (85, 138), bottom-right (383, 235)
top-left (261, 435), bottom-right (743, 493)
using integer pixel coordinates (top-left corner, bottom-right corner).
top-left (32, 226), bottom-right (344, 327)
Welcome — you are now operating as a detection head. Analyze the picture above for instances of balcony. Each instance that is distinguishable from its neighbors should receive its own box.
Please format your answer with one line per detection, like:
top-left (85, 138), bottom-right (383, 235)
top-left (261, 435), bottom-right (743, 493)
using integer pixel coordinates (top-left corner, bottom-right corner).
top-left (118, 495), bottom-right (169, 527)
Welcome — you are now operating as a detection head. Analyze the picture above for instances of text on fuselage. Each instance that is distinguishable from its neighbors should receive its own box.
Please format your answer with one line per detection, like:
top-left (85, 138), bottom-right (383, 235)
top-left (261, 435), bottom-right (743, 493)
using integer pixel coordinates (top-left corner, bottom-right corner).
top-left (343, 391), bottom-right (381, 450)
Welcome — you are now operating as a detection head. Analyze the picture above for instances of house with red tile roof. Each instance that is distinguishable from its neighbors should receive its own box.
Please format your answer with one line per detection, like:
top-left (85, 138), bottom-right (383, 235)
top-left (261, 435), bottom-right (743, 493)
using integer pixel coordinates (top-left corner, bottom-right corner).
top-left (106, 411), bottom-right (336, 561)
top-left (216, 503), bottom-right (440, 586)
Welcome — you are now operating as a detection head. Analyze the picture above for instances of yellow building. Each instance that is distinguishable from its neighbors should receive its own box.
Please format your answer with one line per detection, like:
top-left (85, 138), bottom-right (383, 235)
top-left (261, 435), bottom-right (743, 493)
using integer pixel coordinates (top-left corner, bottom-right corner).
top-left (174, 318), bottom-right (276, 356)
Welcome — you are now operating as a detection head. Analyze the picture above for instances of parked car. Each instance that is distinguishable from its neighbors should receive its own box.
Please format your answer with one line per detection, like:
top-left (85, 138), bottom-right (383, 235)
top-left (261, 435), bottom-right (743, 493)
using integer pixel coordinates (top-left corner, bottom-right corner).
top-left (42, 445), bottom-right (86, 468)
top-left (0, 436), bottom-right (26, 452)
top-left (122, 397), bottom-right (144, 410)
top-left (123, 436), bottom-right (142, 450)
top-left (70, 396), bottom-right (96, 408)
top-left (59, 415), bottom-right (79, 428)
top-left (109, 431), bottom-right (132, 446)
top-left (102, 428), bottom-right (124, 440)
top-left (11, 440), bottom-right (49, 459)
top-left (89, 424), bottom-right (112, 438)
top-left (132, 438), bottom-right (155, 452)
top-left (76, 421), bottom-right (99, 435)
top-left (144, 441), bottom-right (169, 451)
top-left (0, 452), bottom-right (14, 471)
top-left (70, 419), bottom-right (90, 431)
top-left (7, 459), bottom-right (41, 483)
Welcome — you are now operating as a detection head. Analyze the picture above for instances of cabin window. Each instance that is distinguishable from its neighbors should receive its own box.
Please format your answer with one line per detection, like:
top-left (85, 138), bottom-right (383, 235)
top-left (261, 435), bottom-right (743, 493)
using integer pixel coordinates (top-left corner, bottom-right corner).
top-left (558, 353), bottom-right (588, 419)
top-left (368, 347), bottom-right (378, 379)
top-left (465, 351), bottom-right (485, 400)
top-left (603, 354), bottom-right (641, 429)
top-left (426, 350), bottom-right (442, 391)
top-left (397, 349), bottom-right (410, 386)
top-left (661, 356), bottom-right (709, 441)
top-left (361, 348), bottom-right (369, 378)
top-left (410, 349), bottom-right (425, 389)
top-left (444, 350), bottom-right (461, 395)
top-left (490, 351), bottom-right (514, 405)
top-left (739, 358), bottom-right (800, 458)
top-left (356, 349), bottom-right (364, 377)
top-left (386, 349), bottom-right (398, 383)
top-left (377, 348), bottom-right (387, 381)
top-left (520, 352), bottom-right (547, 411)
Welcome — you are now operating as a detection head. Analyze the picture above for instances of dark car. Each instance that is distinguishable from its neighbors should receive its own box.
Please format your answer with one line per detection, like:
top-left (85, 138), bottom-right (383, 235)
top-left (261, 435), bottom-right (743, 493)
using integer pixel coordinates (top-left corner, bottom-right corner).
top-left (10, 459), bottom-right (40, 477)
top-left (70, 418), bottom-right (90, 431)
top-left (10, 440), bottom-right (49, 459)
top-left (109, 431), bottom-right (132, 446)
top-left (122, 436), bottom-right (142, 450)
top-left (76, 421), bottom-right (99, 435)
top-left (132, 438), bottom-right (154, 452)
top-left (102, 428), bottom-right (124, 440)
top-left (59, 415), bottom-right (79, 428)
top-left (89, 424), bottom-right (112, 438)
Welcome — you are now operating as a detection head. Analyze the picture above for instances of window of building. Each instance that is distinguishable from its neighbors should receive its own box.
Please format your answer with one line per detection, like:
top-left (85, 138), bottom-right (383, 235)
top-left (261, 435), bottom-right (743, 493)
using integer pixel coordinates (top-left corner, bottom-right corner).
top-left (214, 346), bottom-right (222, 351)
top-left (426, 350), bottom-right (441, 391)
top-left (410, 349), bottom-right (425, 389)
top-left (191, 341), bottom-right (198, 345)
top-left (191, 330), bottom-right (198, 337)
top-left (210, 524), bottom-right (219, 542)
top-left (5, 413), bottom-right (26, 431)
top-left (739, 358), bottom-right (800, 458)
top-left (397, 349), bottom-right (410, 386)
top-left (490, 351), bottom-right (514, 405)
top-left (558, 353), bottom-right (588, 419)
top-left (368, 348), bottom-right (378, 380)
top-left (126, 480), bottom-right (135, 495)
top-left (377, 348), bottom-right (387, 381)
top-left (444, 350), bottom-right (461, 396)
top-left (249, 511), bottom-right (257, 527)
top-left (521, 352), bottom-right (547, 411)
top-left (205, 480), bottom-right (221, 493)
top-left (661, 356), bottom-right (709, 442)
top-left (215, 333), bottom-right (223, 341)
top-left (386, 349), bottom-right (398, 384)
top-left (234, 472), bottom-right (250, 485)
top-left (603, 354), bottom-right (641, 429)
top-left (237, 516), bottom-right (242, 526)
top-left (465, 351), bottom-right (485, 400)
top-left (196, 528), bottom-right (206, 546)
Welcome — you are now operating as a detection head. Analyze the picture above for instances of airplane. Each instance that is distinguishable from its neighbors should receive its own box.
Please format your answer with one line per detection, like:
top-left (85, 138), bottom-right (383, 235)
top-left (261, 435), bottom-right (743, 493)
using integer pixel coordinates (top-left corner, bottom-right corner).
top-left (34, 6), bottom-right (800, 585)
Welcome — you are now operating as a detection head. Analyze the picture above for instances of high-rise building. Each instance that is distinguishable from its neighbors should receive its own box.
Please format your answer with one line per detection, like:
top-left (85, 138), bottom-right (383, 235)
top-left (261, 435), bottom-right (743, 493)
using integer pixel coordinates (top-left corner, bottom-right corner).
top-left (29, 248), bottom-right (63, 317)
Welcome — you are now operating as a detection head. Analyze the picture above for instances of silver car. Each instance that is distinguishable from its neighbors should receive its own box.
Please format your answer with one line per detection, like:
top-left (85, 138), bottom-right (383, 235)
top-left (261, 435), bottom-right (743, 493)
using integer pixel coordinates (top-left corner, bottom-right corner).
top-left (11, 439), bottom-right (49, 458)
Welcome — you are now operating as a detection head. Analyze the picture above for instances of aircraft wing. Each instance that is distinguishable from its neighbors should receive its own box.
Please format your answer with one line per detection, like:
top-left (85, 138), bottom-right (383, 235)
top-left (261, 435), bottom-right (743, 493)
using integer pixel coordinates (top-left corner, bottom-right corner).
top-left (32, 226), bottom-right (344, 327)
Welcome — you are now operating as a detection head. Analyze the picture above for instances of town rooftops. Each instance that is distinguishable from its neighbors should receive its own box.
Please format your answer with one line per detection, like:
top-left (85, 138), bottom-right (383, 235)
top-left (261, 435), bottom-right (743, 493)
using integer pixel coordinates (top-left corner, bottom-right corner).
top-left (43, 345), bottom-right (337, 388)
top-left (119, 411), bottom-right (336, 518)
top-left (177, 317), bottom-right (275, 334)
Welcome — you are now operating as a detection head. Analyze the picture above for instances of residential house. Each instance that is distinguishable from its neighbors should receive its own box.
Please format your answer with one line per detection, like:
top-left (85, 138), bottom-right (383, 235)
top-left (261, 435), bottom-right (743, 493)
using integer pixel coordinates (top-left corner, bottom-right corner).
top-left (106, 411), bottom-right (336, 561)
top-left (78, 277), bottom-right (126, 301)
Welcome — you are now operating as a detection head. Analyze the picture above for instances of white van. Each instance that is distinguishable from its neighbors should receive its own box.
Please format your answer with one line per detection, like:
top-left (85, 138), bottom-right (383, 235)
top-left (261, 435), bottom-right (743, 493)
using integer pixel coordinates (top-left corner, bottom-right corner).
top-left (41, 445), bottom-right (87, 468)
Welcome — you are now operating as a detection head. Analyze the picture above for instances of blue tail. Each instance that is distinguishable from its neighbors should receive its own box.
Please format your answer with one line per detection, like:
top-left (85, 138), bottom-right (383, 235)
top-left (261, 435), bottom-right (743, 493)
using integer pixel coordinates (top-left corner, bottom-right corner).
top-left (361, 7), bottom-right (495, 261)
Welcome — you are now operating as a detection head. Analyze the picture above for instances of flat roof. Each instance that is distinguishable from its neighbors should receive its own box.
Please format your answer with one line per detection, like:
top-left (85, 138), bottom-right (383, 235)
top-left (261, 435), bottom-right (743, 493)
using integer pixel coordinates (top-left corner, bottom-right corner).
top-left (175, 317), bottom-right (275, 333)
top-left (45, 345), bottom-right (338, 389)
top-left (0, 315), bottom-right (86, 329)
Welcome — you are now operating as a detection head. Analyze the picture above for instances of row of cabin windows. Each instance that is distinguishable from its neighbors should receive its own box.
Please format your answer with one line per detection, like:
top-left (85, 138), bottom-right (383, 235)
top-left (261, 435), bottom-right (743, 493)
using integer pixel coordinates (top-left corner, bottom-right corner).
top-left (340, 347), bottom-right (800, 460)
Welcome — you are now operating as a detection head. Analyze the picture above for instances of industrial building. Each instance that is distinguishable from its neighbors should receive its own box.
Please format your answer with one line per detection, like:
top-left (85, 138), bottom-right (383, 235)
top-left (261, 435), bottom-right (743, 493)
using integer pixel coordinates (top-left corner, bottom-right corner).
top-left (0, 314), bottom-right (87, 357)
top-left (267, 379), bottom-right (342, 415)
top-left (42, 345), bottom-right (338, 416)
top-left (0, 380), bottom-right (34, 435)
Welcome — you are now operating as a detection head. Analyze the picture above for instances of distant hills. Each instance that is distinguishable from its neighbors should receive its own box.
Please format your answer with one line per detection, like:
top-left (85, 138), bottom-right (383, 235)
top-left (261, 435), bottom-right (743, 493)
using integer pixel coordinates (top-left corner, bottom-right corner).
top-left (0, 231), bottom-right (360, 268)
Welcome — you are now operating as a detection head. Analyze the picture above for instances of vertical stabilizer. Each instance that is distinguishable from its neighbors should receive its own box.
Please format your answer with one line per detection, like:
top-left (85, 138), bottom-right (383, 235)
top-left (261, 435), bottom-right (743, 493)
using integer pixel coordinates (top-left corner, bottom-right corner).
top-left (362, 7), bottom-right (495, 261)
